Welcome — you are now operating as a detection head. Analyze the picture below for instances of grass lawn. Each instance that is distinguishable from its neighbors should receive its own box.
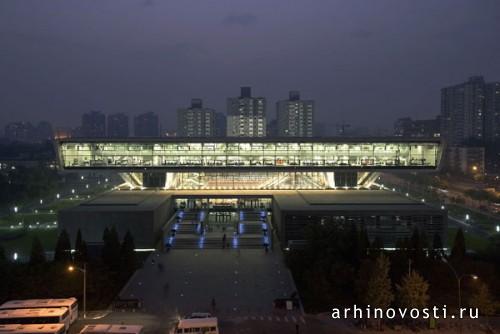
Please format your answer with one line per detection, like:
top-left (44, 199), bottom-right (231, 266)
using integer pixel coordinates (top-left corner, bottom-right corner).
top-left (0, 213), bottom-right (56, 227)
top-left (0, 199), bottom-right (83, 227)
top-left (447, 204), bottom-right (500, 233)
top-left (0, 199), bottom-right (83, 259)
top-left (0, 228), bottom-right (58, 258)
top-left (41, 198), bottom-right (83, 211)
top-left (447, 226), bottom-right (489, 253)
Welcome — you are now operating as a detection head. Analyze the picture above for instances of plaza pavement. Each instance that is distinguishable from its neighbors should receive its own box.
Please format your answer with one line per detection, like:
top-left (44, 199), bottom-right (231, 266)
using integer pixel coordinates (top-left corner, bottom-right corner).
top-left (119, 248), bottom-right (302, 324)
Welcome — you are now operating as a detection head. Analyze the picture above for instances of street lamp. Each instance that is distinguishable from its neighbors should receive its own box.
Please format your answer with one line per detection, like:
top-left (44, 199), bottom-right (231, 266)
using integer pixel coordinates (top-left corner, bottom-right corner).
top-left (442, 258), bottom-right (478, 315)
top-left (56, 193), bottom-right (60, 199)
top-left (71, 189), bottom-right (75, 194)
top-left (68, 264), bottom-right (87, 319)
top-left (13, 206), bottom-right (18, 214)
top-left (39, 199), bottom-right (43, 205)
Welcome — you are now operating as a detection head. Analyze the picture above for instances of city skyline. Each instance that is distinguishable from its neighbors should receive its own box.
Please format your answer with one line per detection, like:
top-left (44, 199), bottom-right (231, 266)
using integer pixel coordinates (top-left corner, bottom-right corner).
top-left (1, 1), bottom-right (500, 131)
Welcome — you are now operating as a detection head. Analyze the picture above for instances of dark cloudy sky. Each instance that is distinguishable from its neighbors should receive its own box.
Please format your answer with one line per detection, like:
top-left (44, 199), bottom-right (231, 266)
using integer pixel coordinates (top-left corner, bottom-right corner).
top-left (1, 0), bottom-right (500, 132)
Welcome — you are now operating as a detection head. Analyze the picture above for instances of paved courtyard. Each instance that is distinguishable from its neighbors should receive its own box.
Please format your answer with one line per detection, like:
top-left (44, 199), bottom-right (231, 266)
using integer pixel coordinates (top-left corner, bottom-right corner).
top-left (120, 248), bottom-right (299, 320)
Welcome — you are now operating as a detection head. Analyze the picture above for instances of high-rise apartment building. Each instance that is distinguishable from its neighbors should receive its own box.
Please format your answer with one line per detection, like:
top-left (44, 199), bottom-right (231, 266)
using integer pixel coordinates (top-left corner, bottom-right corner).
top-left (277, 91), bottom-right (314, 137)
top-left (394, 117), bottom-right (441, 138)
top-left (485, 82), bottom-right (500, 143)
top-left (441, 76), bottom-right (486, 145)
top-left (227, 87), bottom-right (266, 137)
top-left (134, 112), bottom-right (159, 137)
top-left (81, 111), bottom-right (106, 137)
top-left (177, 99), bottom-right (216, 137)
top-left (4, 122), bottom-right (35, 142)
top-left (107, 113), bottom-right (129, 138)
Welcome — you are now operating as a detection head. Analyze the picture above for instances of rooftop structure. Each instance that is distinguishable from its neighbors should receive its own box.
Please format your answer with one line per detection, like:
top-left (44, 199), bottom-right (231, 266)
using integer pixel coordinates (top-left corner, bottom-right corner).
top-left (0, 308), bottom-right (68, 319)
top-left (79, 324), bottom-right (143, 334)
top-left (0, 324), bottom-right (65, 334)
top-left (0, 299), bottom-right (77, 311)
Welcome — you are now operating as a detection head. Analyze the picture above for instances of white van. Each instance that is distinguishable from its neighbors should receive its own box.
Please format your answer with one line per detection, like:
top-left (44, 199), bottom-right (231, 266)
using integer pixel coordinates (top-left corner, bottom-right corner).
top-left (171, 317), bottom-right (218, 334)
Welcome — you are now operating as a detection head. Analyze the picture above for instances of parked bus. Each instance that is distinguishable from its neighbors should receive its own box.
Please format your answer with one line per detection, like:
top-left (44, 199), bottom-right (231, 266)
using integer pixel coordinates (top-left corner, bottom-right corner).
top-left (171, 317), bottom-right (219, 334)
top-left (0, 324), bottom-right (65, 334)
top-left (0, 299), bottom-right (78, 324)
top-left (79, 325), bottom-right (143, 334)
top-left (0, 308), bottom-right (70, 332)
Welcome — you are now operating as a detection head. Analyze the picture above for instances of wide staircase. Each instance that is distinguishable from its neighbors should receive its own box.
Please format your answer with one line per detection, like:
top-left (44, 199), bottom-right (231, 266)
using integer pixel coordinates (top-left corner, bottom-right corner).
top-left (166, 210), bottom-right (270, 250)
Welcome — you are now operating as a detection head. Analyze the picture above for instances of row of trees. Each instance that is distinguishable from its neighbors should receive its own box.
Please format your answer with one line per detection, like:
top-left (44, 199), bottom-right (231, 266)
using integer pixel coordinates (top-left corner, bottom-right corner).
top-left (286, 222), bottom-right (499, 327)
top-left (1, 227), bottom-right (139, 307)
top-left (30, 226), bottom-right (137, 273)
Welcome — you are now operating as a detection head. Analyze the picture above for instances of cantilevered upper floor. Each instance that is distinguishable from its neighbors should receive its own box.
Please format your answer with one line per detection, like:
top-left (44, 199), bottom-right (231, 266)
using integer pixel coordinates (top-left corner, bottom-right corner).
top-left (56, 137), bottom-right (443, 171)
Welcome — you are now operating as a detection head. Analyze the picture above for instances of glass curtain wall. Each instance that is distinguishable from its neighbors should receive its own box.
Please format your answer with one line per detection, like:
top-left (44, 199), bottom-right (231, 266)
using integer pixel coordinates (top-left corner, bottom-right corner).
top-left (60, 141), bottom-right (440, 169)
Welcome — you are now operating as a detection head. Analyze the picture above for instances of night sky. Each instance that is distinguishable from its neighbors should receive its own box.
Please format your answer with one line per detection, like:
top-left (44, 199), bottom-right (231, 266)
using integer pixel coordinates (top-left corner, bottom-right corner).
top-left (1, 0), bottom-right (500, 132)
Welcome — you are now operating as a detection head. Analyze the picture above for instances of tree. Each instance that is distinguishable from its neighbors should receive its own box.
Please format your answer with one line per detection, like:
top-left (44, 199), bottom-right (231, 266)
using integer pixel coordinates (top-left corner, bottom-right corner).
top-left (409, 228), bottom-right (428, 271)
top-left (469, 282), bottom-right (496, 317)
top-left (347, 223), bottom-right (360, 266)
top-left (120, 230), bottom-right (137, 273)
top-left (450, 228), bottom-right (466, 262)
top-left (101, 227), bottom-right (110, 264)
top-left (370, 236), bottom-right (384, 255)
top-left (358, 254), bottom-right (394, 329)
top-left (102, 226), bottom-right (121, 269)
top-left (397, 270), bottom-right (430, 309)
top-left (0, 245), bottom-right (8, 300)
top-left (359, 227), bottom-right (370, 258)
top-left (431, 233), bottom-right (444, 260)
top-left (361, 254), bottom-right (394, 308)
top-left (0, 245), bottom-right (6, 265)
top-left (29, 235), bottom-right (46, 265)
top-left (53, 229), bottom-right (72, 263)
top-left (74, 229), bottom-right (88, 263)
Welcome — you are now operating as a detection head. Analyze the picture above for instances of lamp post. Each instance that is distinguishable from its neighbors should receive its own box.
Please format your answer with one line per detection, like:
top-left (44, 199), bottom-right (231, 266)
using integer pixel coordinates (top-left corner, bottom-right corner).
top-left (442, 258), bottom-right (477, 332)
top-left (68, 264), bottom-right (87, 319)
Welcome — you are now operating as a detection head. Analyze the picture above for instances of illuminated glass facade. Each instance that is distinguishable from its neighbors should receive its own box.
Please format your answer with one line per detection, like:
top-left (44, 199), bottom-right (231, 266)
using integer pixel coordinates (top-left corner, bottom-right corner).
top-left (58, 139), bottom-right (442, 170)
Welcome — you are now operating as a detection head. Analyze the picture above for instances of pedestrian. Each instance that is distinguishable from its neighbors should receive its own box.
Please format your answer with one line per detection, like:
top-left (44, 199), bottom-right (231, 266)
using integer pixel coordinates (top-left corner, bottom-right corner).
top-left (295, 323), bottom-right (299, 334)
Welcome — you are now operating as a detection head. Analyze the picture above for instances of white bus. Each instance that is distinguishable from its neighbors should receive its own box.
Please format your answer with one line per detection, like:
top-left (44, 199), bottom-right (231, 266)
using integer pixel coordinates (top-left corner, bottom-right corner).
top-left (0, 323), bottom-right (66, 334)
top-left (79, 325), bottom-right (143, 334)
top-left (0, 308), bottom-right (70, 332)
top-left (0, 299), bottom-right (78, 324)
top-left (171, 317), bottom-right (219, 334)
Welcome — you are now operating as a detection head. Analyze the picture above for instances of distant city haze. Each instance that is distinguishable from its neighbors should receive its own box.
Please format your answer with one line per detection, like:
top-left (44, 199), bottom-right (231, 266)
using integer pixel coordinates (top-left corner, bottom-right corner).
top-left (1, 0), bottom-right (500, 132)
